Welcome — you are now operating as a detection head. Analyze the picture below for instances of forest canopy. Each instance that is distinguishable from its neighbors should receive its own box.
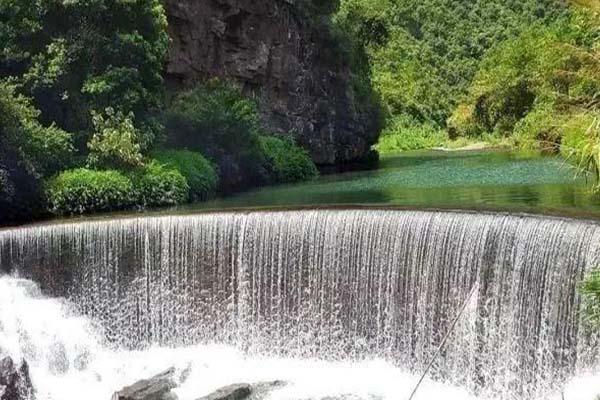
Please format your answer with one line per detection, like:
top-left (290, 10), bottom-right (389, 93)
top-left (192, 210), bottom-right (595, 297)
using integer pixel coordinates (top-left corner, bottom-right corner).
top-left (334, 0), bottom-right (600, 192)
top-left (0, 0), bottom-right (324, 223)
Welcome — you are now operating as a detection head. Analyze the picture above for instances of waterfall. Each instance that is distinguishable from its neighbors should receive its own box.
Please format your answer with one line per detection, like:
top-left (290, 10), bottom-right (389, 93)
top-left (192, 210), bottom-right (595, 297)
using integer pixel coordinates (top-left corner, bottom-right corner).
top-left (0, 209), bottom-right (599, 399)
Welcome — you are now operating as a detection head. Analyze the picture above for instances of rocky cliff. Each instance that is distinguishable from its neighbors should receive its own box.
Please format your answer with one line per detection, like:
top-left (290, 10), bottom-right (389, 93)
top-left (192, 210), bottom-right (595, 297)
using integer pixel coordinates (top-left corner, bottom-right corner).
top-left (164, 0), bottom-right (380, 165)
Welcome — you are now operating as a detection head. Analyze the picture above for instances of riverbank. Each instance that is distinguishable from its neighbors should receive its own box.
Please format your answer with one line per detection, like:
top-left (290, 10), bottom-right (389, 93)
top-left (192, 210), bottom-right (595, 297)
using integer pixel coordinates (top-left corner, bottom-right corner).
top-left (3, 150), bottom-right (600, 228)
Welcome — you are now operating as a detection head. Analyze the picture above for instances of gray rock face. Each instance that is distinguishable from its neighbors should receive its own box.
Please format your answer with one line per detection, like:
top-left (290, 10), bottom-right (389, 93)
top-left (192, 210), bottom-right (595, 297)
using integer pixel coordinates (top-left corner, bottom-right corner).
top-left (0, 357), bottom-right (34, 400)
top-left (165, 0), bottom-right (380, 165)
top-left (112, 368), bottom-right (178, 400)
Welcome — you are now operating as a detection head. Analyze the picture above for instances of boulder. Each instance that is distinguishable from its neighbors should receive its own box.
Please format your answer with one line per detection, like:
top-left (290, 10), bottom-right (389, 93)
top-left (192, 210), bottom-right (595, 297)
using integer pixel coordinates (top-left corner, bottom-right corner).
top-left (112, 368), bottom-right (178, 400)
top-left (195, 383), bottom-right (251, 400)
top-left (248, 381), bottom-right (286, 400)
top-left (0, 357), bottom-right (34, 400)
top-left (196, 381), bottom-right (286, 400)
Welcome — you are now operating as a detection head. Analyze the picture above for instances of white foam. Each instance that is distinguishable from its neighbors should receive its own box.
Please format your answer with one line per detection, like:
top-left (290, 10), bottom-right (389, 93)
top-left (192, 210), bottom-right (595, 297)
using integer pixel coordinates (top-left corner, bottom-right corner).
top-left (0, 276), bottom-right (598, 400)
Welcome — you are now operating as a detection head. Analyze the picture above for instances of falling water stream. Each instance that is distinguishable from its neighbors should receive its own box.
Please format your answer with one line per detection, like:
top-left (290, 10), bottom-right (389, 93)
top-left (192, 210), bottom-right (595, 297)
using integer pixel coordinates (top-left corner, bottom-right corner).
top-left (0, 209), bottom-right (599, 400)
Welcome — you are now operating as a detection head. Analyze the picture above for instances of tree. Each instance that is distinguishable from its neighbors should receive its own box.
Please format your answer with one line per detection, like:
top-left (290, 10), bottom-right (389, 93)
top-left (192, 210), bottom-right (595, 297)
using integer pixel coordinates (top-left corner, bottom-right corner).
top-left (0, 80), bottom-right (73, 222)
top-left (337, 0), bottom-right (567, 148)
top-left (0, 0), bottom-right (169, 147)
top-left (87, 108), bottom-right (144, 170)
top-left (165, 80), bottom-right (268, 192)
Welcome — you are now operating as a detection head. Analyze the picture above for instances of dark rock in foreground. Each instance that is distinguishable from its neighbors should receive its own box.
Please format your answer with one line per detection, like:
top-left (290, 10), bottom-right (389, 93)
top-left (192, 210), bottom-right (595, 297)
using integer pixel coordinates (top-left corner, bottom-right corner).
top-left (195, 383), bottom-right (250, 400)
top-left (112, 368), bottom-right (177, 400)
top-left (248, 381), bottom-right (286, 400)
top-left (196, 381), bottom-right (286, 400)
top-left (0, 357), bottom-right (34, 400)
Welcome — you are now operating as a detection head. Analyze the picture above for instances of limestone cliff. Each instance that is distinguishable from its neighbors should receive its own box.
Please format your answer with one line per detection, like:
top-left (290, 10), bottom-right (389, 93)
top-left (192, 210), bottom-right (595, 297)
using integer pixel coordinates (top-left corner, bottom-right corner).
top-left (164, 0), bottom-right (380, 165)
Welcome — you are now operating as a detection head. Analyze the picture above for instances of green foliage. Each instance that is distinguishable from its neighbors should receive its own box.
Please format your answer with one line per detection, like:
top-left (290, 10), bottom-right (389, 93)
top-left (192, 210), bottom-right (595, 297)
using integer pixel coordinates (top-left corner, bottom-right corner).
top-left (0, 0), bottom-right (169, 144)
top-left (87, 108), bottom-right (143, 170)
top-left (0, 80), bottom-right (74, 222)
top-left (0, 81), bottom-right (74, 177)
top-left (45, 162), bottom-right (189, 215)
top-left (338, 0), bottom-right (568, 150)
top-left (259, 136), bottom-right (319, 184)
top-left (572, 116), bottom-right (600, 191)
top-left (580, 267), bottom-right (600, 328)
top-left (451, 26), bottom-right (564, 137)
top-left (45, 168), bottom-right (134, 215)
top-left (455, 12), bottom-right (599, 132)
top-left (448, 9), bottom-right (600, 191)
top-left (165, 80), bottom-right (268, 191)
top-left (166, 80), bottom-right (260, 152)
top-left (376, 116), bottom-right (447, 153)
top-left (152, 150), bottom-right (219, 201)
top-left (131, 161), bottom-right (189, 208)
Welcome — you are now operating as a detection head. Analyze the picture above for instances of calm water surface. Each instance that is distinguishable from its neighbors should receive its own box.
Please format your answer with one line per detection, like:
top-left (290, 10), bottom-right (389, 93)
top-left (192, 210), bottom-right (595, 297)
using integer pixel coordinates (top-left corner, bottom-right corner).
top-left (186, 150), bottom-right (600, 219)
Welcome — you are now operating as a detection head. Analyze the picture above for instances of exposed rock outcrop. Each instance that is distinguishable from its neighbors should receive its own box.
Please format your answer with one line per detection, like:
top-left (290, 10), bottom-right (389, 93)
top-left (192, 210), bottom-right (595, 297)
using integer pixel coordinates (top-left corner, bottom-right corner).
top-left (195, 381), bottom-right (286, 400)
top-left (195, 383), bottom-right (251, 400)
top-left (165, 0), bottom-right (380, 165)
top-left (112, 368), bottom-right (178, 400)
top-left (0, 357), bottom-right (34, 400)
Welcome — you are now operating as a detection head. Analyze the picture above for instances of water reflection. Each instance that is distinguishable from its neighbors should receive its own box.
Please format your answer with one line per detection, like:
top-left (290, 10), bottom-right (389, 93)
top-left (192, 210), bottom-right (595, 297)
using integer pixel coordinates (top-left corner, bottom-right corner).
top-left (186, 150), bottom-right (600, 219)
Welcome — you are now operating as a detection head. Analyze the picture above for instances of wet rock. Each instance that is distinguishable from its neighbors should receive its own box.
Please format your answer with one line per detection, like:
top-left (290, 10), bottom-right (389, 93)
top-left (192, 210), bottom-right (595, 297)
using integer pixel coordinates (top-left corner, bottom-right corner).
top-left (0, 357), bottom-right (34, 400)
top-left (112, 368), bottom-right (178, 400)
top-left (196, 381), bottom-right (287, 400)
top-left (195, 383), bottom-right (251, 400)
top-left (248, 381), bottom-right (286, 400)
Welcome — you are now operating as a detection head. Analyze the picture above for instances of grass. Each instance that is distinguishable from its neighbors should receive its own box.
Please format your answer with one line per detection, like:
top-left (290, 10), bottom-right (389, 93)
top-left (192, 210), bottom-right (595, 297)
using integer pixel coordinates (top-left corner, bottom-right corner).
top-left (375, 124), bottom-right (511, 154)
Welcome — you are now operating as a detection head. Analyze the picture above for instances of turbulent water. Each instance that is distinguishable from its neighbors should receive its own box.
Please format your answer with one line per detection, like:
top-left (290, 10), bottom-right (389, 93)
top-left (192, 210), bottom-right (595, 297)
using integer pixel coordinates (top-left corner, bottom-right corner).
top-left (0, 210), bottom-right (599, 400)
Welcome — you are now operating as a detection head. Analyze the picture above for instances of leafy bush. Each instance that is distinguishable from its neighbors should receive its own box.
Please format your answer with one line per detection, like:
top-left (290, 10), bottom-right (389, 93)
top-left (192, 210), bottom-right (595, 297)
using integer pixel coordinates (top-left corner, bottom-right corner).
top-left (259, 136), bottom-right (319, 183)
top-left (0, 81), bottom-right (74, 177)
top-left (580, 267), bottom-right (600, 328)
top-left (376, 116), bottom-right (447, 153)
top-left (166, 80), bottom-right (260, 152)
top-left (0, 81), bottom-right (73, 222)
top-left (87, 108), bottom-right (144, 170)
top-left (45, 169), bottom-right (134, 215)
top-left (165, 80), bottom-right (268, 192)
top-left (447, 104), bottom-right (484, 139)
top-left (572, 116), bottom-right (600, 192)
top-left (512, 103), bottom-right (564, 151)
top-left (132, 161), bottom-right (189, 208)
top-left (152, 150), bottom-right (219, 201)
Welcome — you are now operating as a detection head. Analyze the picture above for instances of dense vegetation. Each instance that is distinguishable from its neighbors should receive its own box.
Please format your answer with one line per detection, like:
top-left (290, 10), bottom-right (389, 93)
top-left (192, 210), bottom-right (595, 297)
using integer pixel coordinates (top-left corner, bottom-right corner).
top-left (581, 267), bottom-right (600, 329)
top-left (0, 0), bottom-right (322, 223)
top-left (450, 7), bottom-right (600, 189)
top-left (336, 0), bottom-right (600, 191)
top-left (336, 0), bottom-right (568, 149)
top-left (2, 0), bottom-right (600, 223)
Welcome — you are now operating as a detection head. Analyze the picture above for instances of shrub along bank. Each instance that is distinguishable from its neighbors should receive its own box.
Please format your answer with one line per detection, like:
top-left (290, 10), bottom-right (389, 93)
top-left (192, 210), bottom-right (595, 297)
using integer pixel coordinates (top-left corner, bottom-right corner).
top-left (43, 82), bottom-right (319, 216)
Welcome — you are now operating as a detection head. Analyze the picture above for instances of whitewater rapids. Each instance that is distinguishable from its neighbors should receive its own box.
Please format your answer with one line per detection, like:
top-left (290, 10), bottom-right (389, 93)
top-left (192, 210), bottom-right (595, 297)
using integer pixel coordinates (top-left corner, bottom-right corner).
top-left (0, 276), bottom-right (598, 400)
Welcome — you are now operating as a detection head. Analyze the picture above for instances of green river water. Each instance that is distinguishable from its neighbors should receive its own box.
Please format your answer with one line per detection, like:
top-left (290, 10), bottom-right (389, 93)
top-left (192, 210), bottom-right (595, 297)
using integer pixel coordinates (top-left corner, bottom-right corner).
top-left (184, 150), bottom-right (600, 219)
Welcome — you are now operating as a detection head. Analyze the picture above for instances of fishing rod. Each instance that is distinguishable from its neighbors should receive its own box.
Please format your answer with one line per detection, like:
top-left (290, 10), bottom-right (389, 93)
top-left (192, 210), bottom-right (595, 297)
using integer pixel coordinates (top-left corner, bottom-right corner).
top-left (407, 283), bottom-right (479, 400)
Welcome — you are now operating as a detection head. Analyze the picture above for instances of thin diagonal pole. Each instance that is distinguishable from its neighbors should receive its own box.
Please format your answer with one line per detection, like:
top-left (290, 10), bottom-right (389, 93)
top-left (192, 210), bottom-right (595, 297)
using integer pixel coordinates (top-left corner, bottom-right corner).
top-left (407, 283), bottom-right (479, 400)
